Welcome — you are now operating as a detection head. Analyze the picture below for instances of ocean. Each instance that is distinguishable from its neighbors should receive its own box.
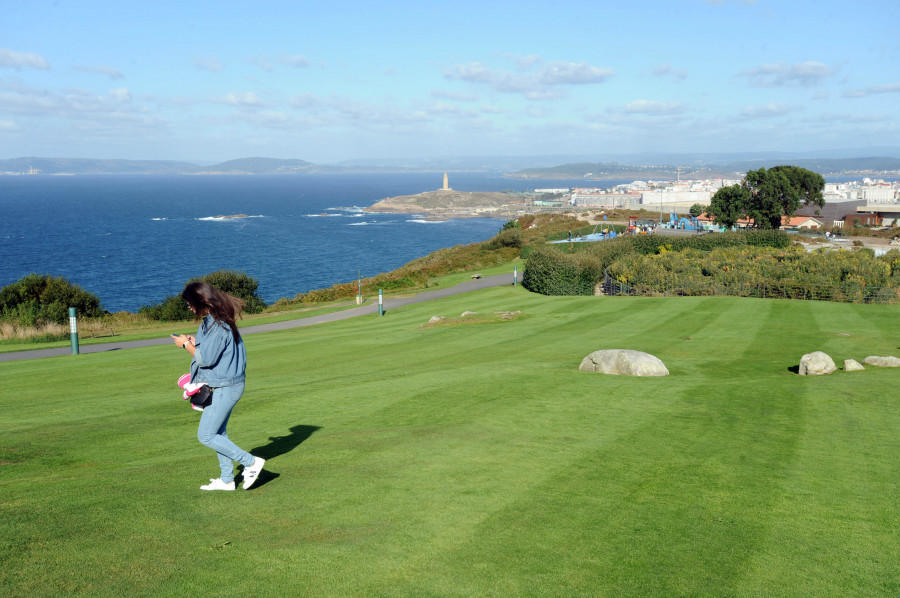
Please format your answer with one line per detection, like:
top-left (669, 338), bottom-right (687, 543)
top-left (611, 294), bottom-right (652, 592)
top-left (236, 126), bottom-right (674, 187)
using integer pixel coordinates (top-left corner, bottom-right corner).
top-left (0, 172), bottom-right (602, 313)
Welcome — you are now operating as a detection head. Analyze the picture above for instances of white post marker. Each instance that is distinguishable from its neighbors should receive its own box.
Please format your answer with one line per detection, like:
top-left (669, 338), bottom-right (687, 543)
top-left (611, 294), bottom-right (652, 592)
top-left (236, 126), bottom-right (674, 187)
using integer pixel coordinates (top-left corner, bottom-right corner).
top-left (513, 266), bottom-right (517, 286)
top-left (378, 289), bottom-right (383, 316)
top-left (68, 307), bottom-right (79, 355)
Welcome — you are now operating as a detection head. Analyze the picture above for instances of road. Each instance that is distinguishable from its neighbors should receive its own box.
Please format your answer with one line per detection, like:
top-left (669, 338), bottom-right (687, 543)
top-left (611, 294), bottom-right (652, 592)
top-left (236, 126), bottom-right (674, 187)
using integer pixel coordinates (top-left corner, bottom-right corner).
top-left (0, 272), bottom-right (522, 362)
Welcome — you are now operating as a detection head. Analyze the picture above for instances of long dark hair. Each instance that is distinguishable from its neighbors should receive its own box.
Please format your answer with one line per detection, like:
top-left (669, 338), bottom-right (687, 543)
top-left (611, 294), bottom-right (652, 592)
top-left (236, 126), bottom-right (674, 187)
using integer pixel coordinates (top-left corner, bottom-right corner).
top-left (181, 281), bottom-right (244, 343)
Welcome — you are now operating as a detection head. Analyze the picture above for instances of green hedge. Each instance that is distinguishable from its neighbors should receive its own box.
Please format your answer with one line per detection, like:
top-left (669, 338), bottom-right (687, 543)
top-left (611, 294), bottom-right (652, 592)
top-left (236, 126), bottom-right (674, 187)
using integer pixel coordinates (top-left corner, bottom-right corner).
top-left (139, 270), bottom-right (267, 321)
top-left (523, 230), bottom-right (792, 296)
top-left (0, 274), bottom-right (104, 326)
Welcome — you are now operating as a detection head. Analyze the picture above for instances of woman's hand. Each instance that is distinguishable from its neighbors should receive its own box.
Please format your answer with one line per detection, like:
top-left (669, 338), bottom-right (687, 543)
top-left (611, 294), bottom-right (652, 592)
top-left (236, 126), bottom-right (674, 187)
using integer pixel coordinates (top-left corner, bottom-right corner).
top-left (172, 334), bottom-right (189, 348)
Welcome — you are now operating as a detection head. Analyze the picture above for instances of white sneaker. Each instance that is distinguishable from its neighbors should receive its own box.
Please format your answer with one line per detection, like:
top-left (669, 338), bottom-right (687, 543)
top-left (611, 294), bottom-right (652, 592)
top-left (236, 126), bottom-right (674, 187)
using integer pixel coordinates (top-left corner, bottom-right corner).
top-left (200, 478), bottom-right (235, 491)
top-left (242, 457), bottom-right (266, 489)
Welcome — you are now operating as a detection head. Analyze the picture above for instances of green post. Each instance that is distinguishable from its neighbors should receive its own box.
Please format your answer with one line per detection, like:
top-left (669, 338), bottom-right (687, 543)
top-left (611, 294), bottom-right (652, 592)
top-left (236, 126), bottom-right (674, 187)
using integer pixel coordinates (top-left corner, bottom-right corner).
top-left (513, 266), bottom-right (517, 286)
top-left (68, 307), bottom-right (79, 355)
top-left (378, 289), bottom-right (383, 316)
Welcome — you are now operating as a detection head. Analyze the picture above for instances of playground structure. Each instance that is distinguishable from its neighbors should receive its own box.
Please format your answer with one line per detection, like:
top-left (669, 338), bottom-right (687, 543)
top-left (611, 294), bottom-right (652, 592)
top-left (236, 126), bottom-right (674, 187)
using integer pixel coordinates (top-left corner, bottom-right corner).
top-left (662, 211), bottom-right (701, 230)
top-left (550, 211), bottom-right (724, 245)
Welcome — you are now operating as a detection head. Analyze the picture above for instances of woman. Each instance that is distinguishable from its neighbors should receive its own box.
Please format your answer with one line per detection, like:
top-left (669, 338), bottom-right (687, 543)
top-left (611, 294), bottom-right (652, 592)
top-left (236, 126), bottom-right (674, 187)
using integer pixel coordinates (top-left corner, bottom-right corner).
top-left (172, 281), bottom-right (265, 491)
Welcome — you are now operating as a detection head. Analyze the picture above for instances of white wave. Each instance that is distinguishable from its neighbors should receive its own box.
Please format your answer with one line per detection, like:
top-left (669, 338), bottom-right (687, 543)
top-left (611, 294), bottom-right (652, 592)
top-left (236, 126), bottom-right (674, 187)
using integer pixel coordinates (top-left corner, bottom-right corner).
top-left (406, 218), bottom-right (448, 224)
top-left (326, 206), bottom-right (368, 213)
top-left (151, 217), bottom-right (168, 221)
top-left (305, 213), bottom-right (342, 218)
top-left (197, 214), bottom-right (263, 221)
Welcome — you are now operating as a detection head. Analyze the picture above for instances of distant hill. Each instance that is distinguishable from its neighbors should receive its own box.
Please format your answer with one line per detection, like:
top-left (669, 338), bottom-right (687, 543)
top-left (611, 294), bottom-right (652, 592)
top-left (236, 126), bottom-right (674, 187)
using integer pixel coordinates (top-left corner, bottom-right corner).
top-left (511, 156), bottom-right (900, 180)
top-left (193, 157), bottom-right (316, 174)
top-left (0, 157), bottom-right (199, 175)
top-left (0, 156), bottom-right (319, 175)
top-left (510, 162), bottom-right (735, 180)
top-left (3, 153), bottom-right (899, 177)
top-left (721, 157), bottom-right (900, 175)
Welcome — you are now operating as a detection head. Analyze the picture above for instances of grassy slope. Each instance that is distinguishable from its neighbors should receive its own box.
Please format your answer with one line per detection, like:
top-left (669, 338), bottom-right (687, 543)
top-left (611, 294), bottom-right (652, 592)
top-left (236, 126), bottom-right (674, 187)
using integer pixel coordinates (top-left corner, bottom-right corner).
top-left (1, 288), bottom-right (898, 597)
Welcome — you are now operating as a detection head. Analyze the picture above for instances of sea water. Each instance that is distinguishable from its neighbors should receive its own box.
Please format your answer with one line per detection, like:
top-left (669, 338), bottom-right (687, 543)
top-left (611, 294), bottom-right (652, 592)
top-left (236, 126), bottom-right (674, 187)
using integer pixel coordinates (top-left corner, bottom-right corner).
top-left (0, 172), bottom-right (598, 312)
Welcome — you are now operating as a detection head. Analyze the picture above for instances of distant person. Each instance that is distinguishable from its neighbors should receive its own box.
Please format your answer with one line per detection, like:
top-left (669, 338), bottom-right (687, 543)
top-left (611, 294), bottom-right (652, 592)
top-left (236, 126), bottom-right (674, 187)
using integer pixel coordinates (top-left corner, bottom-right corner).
top-left (171, 281), bottom-right (265, 491)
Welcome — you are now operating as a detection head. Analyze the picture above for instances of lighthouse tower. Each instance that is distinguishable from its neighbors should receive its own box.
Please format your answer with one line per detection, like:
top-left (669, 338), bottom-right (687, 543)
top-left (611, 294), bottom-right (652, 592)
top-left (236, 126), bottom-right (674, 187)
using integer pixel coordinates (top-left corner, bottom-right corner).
top-left (442, 171), bottom-right (452, 191)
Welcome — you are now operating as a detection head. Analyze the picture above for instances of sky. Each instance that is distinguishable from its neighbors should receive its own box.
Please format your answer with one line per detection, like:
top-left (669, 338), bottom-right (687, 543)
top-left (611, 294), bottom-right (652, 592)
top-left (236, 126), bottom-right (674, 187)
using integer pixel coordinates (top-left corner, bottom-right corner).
top-left (1, 0), bottom-right (899, 164)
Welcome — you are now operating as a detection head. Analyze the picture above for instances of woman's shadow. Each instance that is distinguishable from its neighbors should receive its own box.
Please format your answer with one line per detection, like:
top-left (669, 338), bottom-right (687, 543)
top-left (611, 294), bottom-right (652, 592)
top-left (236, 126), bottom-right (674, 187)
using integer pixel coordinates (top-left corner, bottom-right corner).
top-left (242, 424), bottom-right (321, 489)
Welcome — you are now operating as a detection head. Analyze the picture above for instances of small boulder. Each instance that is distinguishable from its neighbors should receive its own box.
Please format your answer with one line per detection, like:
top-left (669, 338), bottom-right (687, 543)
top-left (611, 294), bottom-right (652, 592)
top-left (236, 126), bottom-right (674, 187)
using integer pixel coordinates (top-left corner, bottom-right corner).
top-left (863, 355), bottom-right (900, 367)
top-left (494, 310), bottom-right (522, 320)
top-left (460, 311), bottom-right (477, 317)
top-left (579, 349), bottom-right (669, 377)
top-left (427, 316), bottom-right (444, 324)
top-left (798, 351), bottom-right (837, 375)
top-left (471, 273), bottom-right (482, 279)
top-left (843, 359), bottom-right (865, 371)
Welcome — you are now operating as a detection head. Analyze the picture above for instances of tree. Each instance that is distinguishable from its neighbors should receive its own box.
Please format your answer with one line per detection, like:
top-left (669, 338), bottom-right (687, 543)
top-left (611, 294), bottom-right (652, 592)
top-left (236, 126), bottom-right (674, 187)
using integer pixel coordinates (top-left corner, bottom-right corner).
top-left (139, 269), bottom-right (267, 321)
top-left (770, 165), bottom-right (826, 210)
top-left (0, 274), bottom-right (104, 325)
top-left (710, 166), bottom-right (826, 230)
top-left (688, 203), bottom-right (705, 218)
top-left (744, 167), bottom-right (798, 229)
top-left (708, 185), bottom-right (751, 229)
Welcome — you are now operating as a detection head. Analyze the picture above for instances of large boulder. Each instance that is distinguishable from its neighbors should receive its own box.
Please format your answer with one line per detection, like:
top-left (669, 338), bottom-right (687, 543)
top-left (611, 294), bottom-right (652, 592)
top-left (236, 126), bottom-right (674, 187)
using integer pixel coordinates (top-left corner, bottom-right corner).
top-left (579, 349), bottom-right (669, 377)
top-left (863, 355), bottom-right (900, 367)
top-left (843, 359), bottom-right (865, 371)
top-left (798, 351), bottom-right (837, 375)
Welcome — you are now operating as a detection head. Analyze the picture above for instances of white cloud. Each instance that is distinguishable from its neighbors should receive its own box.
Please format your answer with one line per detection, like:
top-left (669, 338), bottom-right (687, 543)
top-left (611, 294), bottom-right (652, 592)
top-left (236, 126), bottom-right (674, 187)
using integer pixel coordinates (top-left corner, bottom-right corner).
top-left (843, 82), bottom-right (900, 98)
top-left (281, 54), bottom-right (311, 68)
top-left (539, 61), bottom-right (613, 85)
top-left (288, 93), bottom-right (323, 110)
top-left (430, 89), bottom-right (479, 102)
top-left (195, 57), bottom-right (224, 73)
top-left (803, 112), bottom-right (889, 124)
top-left (0, 81), bottom-right (168, 135)
top-left (525, 89), bottom-right (567, 101)
top-left (109, 88), bottom-right (132, 103)
top-left (739, 61), bottom-right (835, 87)
top-left (651, 64), bottom-right (688, 81)
top-left (217, 91), bottom-right (266, 108)
top-left (250, 56), bottom-right (274, 72)
top-left (0, 48), bottom-right (50, 70)
top-left (511, 54), bottom-right (541, 69)
top-left (444, 59), bottom-right (613, 99)
top-left (425, 102), bottom-right (479, 119)
top-left (72, 65), bottom-right (124, 80)
top-left (624, 100), bottom-right (686, 115)
top-left (0, 119), bottom-right (17, 130)
top-left (739, 102), bottom-right (794, 119)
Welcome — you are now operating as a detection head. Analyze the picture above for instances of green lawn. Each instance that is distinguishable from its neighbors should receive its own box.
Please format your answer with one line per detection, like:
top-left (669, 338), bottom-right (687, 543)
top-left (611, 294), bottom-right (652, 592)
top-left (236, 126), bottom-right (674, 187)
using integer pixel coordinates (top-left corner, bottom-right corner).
top-left (2, 287), bottom-right (898, 597)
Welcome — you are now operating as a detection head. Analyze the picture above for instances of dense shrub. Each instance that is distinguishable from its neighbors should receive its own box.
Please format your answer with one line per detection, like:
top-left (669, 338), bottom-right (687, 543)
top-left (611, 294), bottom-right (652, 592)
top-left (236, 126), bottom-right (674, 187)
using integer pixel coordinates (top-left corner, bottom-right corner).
top-left (521, 246), bottom-right (581, 295)
top-left (0, 274), bottom-right (104, 326)
top-left (481, 227), bottom-right (523, 250)
top-left (524, 230), bottom-right (800, 297)
top-left (605, 244), bottom-right (900, 303)
top-left (195, 270), bottom-right (267, 313)
top-left (139, 270), bottom-right (267, 321)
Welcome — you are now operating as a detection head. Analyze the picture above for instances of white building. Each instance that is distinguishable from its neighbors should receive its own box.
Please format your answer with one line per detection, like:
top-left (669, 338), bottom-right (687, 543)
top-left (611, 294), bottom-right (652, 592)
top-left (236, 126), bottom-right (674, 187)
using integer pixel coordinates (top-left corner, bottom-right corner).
top-left (640, 190), bottom-right (712, 206)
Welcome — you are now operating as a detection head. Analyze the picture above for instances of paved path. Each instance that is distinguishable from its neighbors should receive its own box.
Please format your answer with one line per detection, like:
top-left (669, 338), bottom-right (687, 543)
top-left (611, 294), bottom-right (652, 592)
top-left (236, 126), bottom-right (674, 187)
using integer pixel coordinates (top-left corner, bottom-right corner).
top-left (0, 272), bottom-right (522, 362)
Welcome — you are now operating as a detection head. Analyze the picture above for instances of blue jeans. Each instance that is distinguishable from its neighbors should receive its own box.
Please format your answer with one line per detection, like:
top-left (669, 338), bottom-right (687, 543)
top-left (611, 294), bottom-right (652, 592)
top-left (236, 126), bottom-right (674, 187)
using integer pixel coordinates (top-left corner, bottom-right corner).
top-left (197, 383), bottom-right (254, 483)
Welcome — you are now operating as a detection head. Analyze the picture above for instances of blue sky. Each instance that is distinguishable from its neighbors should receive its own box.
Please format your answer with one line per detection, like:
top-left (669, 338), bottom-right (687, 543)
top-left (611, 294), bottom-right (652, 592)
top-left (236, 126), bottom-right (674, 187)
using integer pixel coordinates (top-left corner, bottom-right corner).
top-left (1, 0), bottom-right (898, 163)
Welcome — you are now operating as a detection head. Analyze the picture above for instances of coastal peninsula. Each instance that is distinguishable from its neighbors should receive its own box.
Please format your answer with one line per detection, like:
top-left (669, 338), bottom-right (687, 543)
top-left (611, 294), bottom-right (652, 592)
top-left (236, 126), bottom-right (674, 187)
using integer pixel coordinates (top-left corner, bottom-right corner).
top-left (366, 189), bottom-right (522, 219)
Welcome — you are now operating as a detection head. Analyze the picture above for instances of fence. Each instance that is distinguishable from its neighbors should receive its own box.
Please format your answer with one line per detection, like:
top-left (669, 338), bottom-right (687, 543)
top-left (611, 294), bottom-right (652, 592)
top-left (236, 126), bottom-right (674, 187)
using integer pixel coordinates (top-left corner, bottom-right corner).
top-left (600, 270), bottom-right (900, 304)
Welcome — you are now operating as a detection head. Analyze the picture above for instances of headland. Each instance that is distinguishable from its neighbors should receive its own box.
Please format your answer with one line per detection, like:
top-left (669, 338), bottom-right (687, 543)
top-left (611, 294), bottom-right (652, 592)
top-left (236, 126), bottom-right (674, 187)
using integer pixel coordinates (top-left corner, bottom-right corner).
top-left (365, 189), bottom-right (523, 219)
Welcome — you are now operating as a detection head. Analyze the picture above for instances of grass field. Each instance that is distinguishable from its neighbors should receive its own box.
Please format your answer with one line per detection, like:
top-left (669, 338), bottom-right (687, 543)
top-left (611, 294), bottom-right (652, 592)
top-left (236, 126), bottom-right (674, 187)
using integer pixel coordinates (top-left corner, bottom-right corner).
top-left (1, 286), bottom-right (899, 597)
